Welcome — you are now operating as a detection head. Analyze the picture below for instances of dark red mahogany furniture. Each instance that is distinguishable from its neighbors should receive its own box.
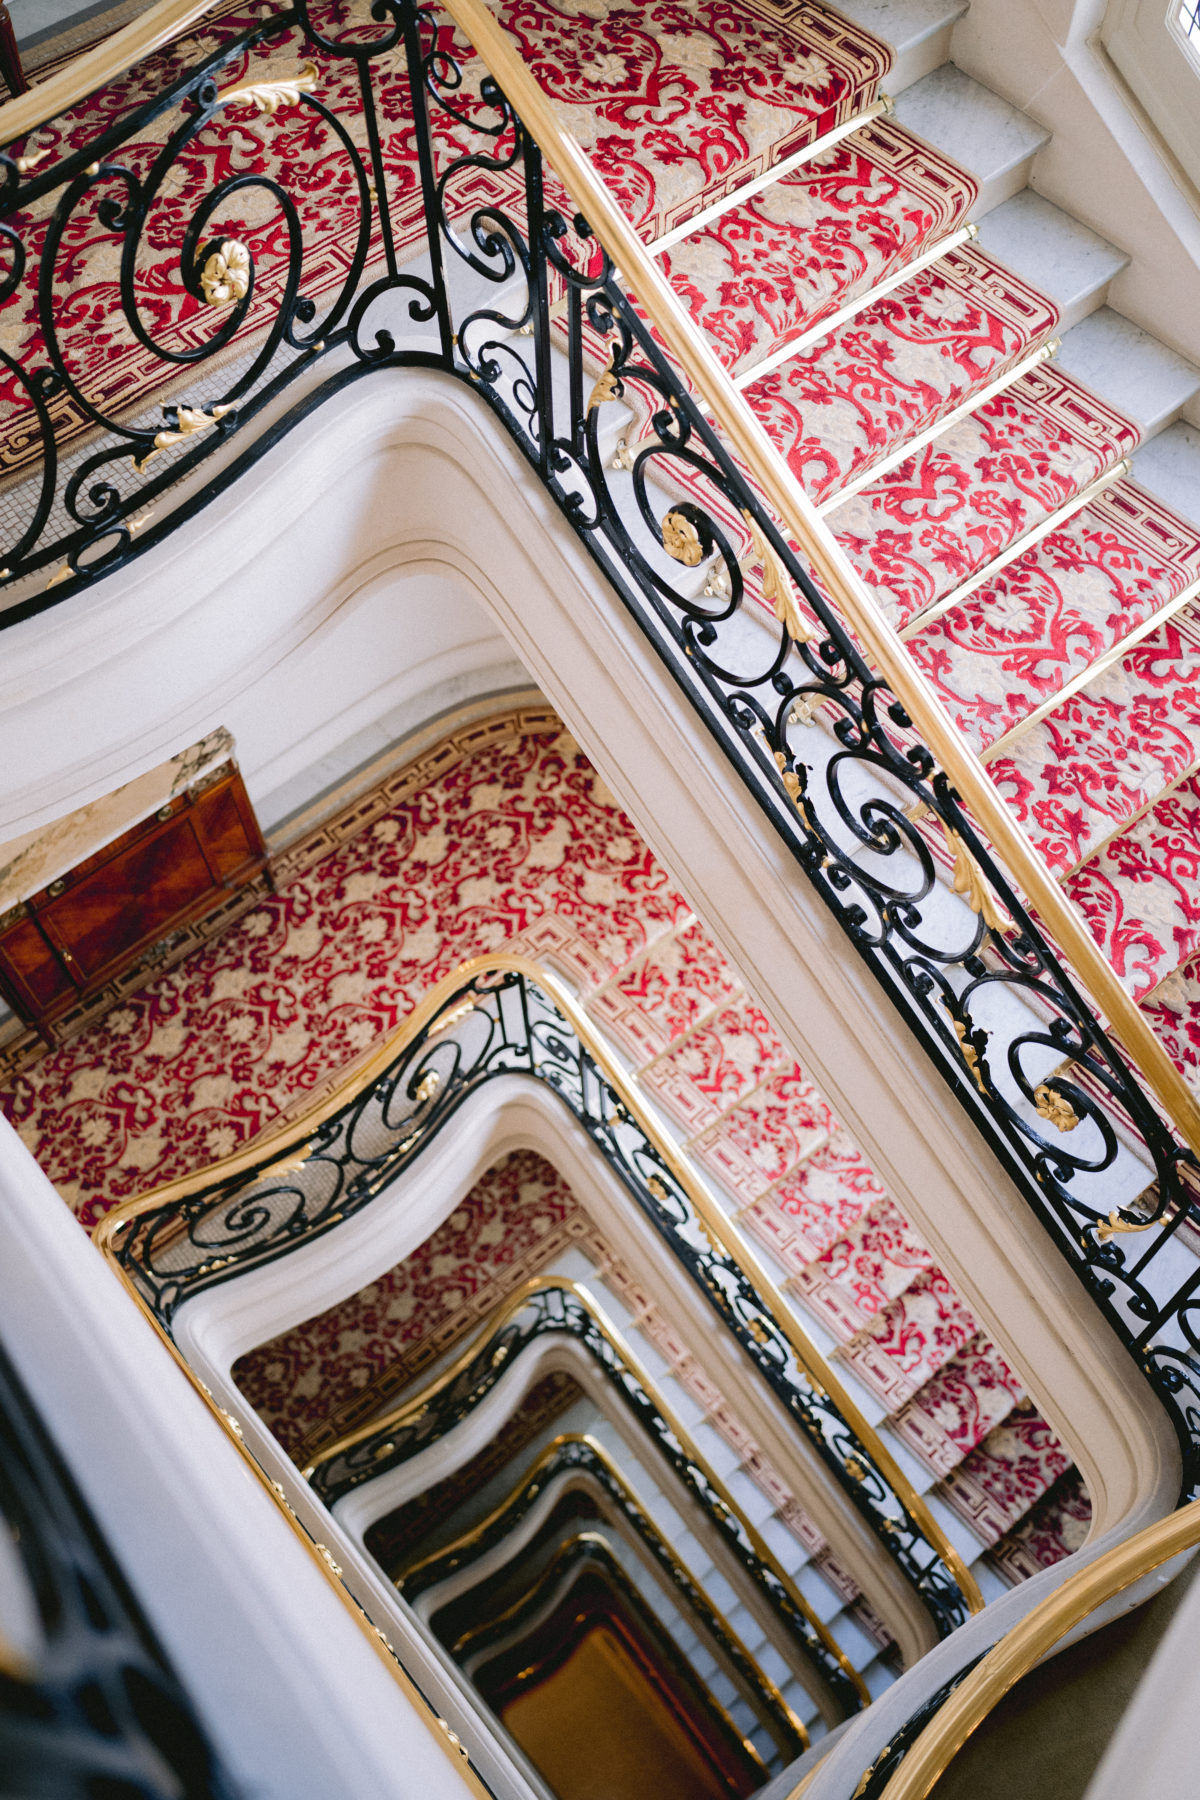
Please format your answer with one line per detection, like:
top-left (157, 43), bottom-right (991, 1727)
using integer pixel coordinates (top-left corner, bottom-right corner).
top-left (0, 763), bottom-right (267, 1040)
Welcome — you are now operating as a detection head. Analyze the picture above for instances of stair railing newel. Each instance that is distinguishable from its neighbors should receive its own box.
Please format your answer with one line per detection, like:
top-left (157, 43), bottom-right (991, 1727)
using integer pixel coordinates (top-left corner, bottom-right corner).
top-left (97, 957), bottom-right (973, 1649)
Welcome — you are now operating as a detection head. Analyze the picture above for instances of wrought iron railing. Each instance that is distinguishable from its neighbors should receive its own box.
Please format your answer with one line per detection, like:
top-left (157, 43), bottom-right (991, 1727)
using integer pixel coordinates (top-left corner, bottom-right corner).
top-left (310, 1276), bottom-right (855, 1720)
top-left (0, 1333), bottom-right (242, 1797)
top-left (95, 954), bottom-right (972, 1647)
top-left (17, 0), bottom-right (1200, 1517)
top-left (397, 1429), bottom-right (806, 1761)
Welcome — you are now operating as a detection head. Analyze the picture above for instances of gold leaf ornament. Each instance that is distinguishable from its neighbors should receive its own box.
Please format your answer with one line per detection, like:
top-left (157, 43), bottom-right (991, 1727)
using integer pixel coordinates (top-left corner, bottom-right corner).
top-left (944, 823), bottom-right (1008, 933)
top-left (587, 359), bottom-right (620, 413)
top-left (134, 403), bottom-right (233, 471)
top-left (199, 238), bottom-right (251, 307)
top-left (952, 1017), bottom-right (988, 1094)
top-left (741, 509), bottom-right (814, 642)
top-left (215, 60), bottom-right (318, 119)
top-left (773, 749), bottom-right (803, 806)
top-left (662, 508), bottom-right (705, 567)
top-left (1096, 1207), bottom-right (1154, 1244)
top-left (1034, 1081), bottom-right (1080, 1133)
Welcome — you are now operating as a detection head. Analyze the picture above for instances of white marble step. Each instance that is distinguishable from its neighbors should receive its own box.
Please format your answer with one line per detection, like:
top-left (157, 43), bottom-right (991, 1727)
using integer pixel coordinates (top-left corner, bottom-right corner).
top-left (891, 64), bottom-right (1050, 215)
top-left (827, 0), bottom-right (967, 95)
top-left (974, 190), bottom-right (1128, 332)
top-left (1132, 420), bottom-right (1200, 525)
top-left (1057, 306), bottom-right (1200, 439)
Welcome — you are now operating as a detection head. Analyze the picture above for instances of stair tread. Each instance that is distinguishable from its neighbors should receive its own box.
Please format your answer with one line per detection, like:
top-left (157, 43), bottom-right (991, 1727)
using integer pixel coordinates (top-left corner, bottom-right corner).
top-left (973, 190), bottom-right (1128, 321)
top-left (1142, 960), bottom-right (1200, 1100)
top-left (889, 1330), bottom-right (1025, 1478)
top-left (691, 1066), bottom-right (838, 1203)
top-left (985, 609), bottom-right (1200, 876)
top-left (891, 65), bottom-right (1049, 191)
top-left (1060, 768), bottom-right (1200, 1002)
top-left (906, 480), bottom-right (1200, 755)
top-left (588, 917), bottom-right (742, 1064)
top-left (835, 363), bottom-right (1137, 630)
top-left (741, 1131), bottom-right (887, 1272)
top-left (789, 1196), bottom-right (937, 1338)
top-left (837, 1264), bottom-right (979, 1409)
top-left (987, 1465), bottom-right (1092, 1584)
top-left (936, 1398), bottom-right (1071, 1548)
top-left (660, 117), bottom-right (977, 379)
top-left (638, 994), bottom-right (788, 1133)
top-left (1057, 307), bottom-right (1200, 437)
top-left (1134, 420), bottom-right (1200, 530)
top-left (744, 243), bottom-right (1059, 507)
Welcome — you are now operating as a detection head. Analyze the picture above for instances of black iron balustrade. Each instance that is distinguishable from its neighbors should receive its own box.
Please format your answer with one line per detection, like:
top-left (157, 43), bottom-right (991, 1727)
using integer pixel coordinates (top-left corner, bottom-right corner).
top-left (0, 1334), bottom-right (241, 1799)
top-left (100, 958), bottom-right (969, 1643)
top-left (323, 1292), bottom-right (844, 1727)
top-left (15, 0), bottom-right (1200, 1533)
top-left (397, 1428), bottom-right (807, 1758)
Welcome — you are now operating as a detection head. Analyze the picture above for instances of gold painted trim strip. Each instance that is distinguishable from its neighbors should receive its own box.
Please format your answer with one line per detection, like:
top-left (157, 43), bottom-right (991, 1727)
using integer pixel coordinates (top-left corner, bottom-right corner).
top-left (96, 949), bottom-right (980, 1622)
top-left (816, 342), bottom-right (1059, 515)
top-left (0, 0), bottom-right (224, 147)
top-left (439, 0), bottom-right (1200, 1159)
top-left (980, 573), bottom-right (1200, 765)
top-left (874, 1496), bottom-right (1200, 1800)
top-left (646, 98), bottom-right (893, 257)
top-left (308, 1272), bottom-right (866, 1710)
top-left (89, 1239), bottom-right (497, 1798)
top-left (897, 459), bottom-right (1132, 640)
top-left (398, 1429), bottom-right (809, 1748)
top-left (730, 224), bottom-right (977, 392)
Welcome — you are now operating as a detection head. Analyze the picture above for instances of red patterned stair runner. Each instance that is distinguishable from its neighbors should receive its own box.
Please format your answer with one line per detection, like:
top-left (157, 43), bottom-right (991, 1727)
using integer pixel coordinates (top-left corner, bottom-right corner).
top-left (0, 716), bottom-right (1087, 1588)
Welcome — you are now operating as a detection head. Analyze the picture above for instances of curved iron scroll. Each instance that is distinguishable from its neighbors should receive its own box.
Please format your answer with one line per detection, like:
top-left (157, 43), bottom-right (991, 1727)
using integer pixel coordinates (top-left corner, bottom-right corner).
top-left (0, 1333), bottom-right (241, 1798)
top-left (98, 957), bottom-right (972, 1644)
top-left (309, 1279), bottom-right (857, 1716)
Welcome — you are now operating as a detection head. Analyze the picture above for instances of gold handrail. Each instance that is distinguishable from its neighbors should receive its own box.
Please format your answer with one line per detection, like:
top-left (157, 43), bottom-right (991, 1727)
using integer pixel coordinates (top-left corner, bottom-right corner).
top-left (438, 0), bottom-right (1200, 1163)
top-left (96, 950), bottom-right (980, 1623)
top-left (0, 0), bottom-right (224, 147)
top-left (8, 0), bottom-right (1196, 1162)
top-left (315, 1269), bottom-right (857, 1713)
top-left (874, 1495), bottom-right (1200, 1800)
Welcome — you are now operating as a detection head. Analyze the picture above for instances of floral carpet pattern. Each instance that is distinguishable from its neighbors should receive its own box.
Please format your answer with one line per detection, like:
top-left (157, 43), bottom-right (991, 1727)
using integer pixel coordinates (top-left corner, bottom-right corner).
top-left (5, 711), bottom-right (1085, 1588)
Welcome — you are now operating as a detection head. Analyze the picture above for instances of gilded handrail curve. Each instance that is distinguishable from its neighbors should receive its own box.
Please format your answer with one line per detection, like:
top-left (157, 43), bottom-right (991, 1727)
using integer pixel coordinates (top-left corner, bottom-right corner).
top-left (871, 1496), bottom-right (1200, 1800)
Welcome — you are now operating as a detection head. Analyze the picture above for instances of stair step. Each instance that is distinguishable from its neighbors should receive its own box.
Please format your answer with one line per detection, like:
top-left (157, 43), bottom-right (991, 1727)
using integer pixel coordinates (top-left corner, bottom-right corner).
top-left (586, 916), bottom-right (741, 1066)
top-left (1134, 420), bottom-right (1200, 528)
top-left (905, 480), bottom-right (1200, 756)
top-left (982, 603), bottom-right (1200, 878)
top-left (789, 1197), bottom-right (937, 1341)
top-left (834, 363), bottom-right (1136, 631)
top-left (891, 65), bottom-right (1050, 214)
top-left (828, 0), bottom-right (967, 95)
top-left (1057, 307), bottom-right (1200, 438)
top-left (987, 1466), bottom-right (1093, 1584)
top-left (935, 1399), bottom-right (1072, 1548)
top-left (1143, 963), bottom-right (1200, 1101)
top-left (742, 241), bottom-right (1058, 508)
top-left (659, 118), bottom-right (976, 381)
top-left (638, 995), bottom-right (787, 1135)
top-left (1060, 770), bottom-right (1200, 1001)
top-left (691, 1069), bottom-right (837, 1206)
top-left (888, 1332), bottom-right (1025, 1478)
top-left (974, 191), bottom-right (1128, 332)
top-left (836, 1265), bottom-right (979, 1410)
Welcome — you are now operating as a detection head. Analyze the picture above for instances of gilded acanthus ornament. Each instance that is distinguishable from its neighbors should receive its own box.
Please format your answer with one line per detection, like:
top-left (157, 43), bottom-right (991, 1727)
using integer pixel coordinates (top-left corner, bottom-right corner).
top-left (662, 508), bottom-right (704, 567)
top-left (199, 238), bottom-right (251, 307)
top-left (415, 1068), bottom-right (441, 1104)
top-left (214, 60), bottom-right (318, 119)
top-left (134, 403), bottom-right (233, 471)
top-left (741, 508), bottom-right (814, 643)
top-left (1034, 1082), bottom-right (1080, 1132)
top-left (943, 822), bottom-right (1008, 933)
top-left (587, 360), bottom-right (620, 413)
top-left (952, 1017), bottom-right (988, 1094)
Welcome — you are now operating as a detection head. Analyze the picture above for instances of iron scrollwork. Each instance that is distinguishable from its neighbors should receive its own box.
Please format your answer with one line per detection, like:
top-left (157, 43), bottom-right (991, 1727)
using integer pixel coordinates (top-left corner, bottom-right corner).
top-left (104, 962), bottom-right (971, 1641)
